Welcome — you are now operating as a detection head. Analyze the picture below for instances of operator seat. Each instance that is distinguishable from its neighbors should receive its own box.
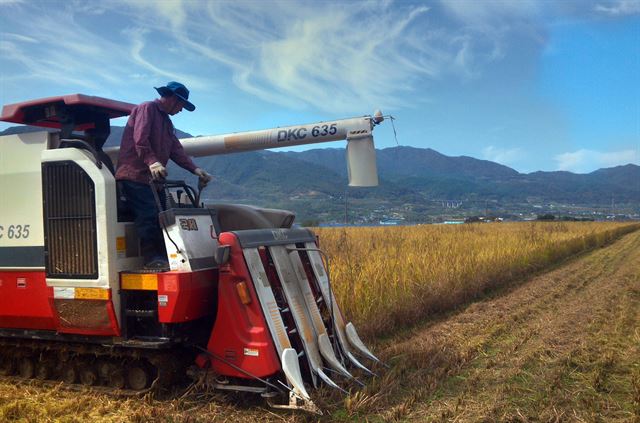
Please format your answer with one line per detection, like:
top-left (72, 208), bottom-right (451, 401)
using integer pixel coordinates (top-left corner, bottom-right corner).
top-left (205, 204), bottom-right (295, 232)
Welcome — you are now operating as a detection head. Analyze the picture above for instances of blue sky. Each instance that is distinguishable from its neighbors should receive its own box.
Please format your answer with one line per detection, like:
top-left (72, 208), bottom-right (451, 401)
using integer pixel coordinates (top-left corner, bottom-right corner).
top-left (0, 0), bottom-right (638, 174)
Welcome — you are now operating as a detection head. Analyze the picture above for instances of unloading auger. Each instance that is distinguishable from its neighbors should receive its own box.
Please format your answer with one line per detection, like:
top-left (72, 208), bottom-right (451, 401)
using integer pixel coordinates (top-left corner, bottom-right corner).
top-left (0, 94), bottom-right (387, 412)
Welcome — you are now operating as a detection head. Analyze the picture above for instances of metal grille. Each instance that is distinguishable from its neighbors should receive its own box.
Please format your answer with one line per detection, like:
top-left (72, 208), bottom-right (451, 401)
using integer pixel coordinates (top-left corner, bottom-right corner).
top-left (54, 299), bottom-right (111, 330)
top-left (43, 162), bottom-right (98, 278)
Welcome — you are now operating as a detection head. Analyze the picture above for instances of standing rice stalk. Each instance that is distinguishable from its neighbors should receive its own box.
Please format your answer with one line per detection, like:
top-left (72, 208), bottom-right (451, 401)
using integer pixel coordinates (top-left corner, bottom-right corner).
top-left (315, 222), bottom-right (640, 338)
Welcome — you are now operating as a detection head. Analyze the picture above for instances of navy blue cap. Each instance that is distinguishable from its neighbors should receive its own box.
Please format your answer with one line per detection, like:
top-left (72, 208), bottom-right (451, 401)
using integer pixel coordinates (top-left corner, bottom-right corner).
top-left (154, 81), bottom-right (195, 111)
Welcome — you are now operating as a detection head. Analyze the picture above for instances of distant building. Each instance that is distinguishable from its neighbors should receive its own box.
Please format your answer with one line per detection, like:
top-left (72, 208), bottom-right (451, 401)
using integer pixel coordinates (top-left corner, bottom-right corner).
top-left (379, 220), bottom-right (401, 225)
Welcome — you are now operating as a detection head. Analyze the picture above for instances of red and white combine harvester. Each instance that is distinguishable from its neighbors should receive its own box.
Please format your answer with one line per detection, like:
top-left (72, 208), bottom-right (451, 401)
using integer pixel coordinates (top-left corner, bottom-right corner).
top-left (0, 94), bottom-right (385, 412)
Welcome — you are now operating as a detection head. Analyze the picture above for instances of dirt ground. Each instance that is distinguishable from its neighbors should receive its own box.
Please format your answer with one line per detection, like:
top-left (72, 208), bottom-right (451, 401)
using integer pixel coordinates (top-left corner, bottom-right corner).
top-left (1, 230), bottom-right (639, 422)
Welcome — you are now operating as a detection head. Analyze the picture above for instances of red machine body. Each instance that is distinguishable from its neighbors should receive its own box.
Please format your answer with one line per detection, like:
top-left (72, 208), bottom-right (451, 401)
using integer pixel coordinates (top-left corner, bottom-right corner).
top-left (0, 269), bottom-right (121, 336)
top-left (0, 94), bottom-right (134, 129)
top-left (0, 271), bottom-right (55, 330)
top-left (157, 270), bottom-right (217, 323)
top-left (205, 232), bottom-right (281, 379)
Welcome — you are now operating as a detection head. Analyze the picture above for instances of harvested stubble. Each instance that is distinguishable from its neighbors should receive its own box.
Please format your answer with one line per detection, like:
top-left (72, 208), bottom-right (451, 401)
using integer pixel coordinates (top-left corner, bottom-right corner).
top-left (315, 222), bottom-right (640, 338)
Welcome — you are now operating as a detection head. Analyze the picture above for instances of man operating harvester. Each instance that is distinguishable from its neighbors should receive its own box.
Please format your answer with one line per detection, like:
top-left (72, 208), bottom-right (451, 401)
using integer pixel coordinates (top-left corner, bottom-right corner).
top-left (116, 81), bottom-right (212, 270)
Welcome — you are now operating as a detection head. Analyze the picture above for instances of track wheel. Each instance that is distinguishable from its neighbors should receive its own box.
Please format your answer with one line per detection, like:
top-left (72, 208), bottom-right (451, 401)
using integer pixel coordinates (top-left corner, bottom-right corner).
top-left (101, 363), bottom-right (127, 389)
top-left (17, 357), bottom-right (35, 379)
top-left (35, 361), bottom-right (51, 380)
top-left (79, 366), bottom-right (98, 386)
top-left (97, 361), bottom-right (125, 389)
top-left (61, 364), bottom-right (78, 384)
top-left (109, 370), bottom-right (126, 389)
top-left (0, 355), bottom-right (15, 376)
top-left (127, 362), bottom-right (151, 390)
top-left (97, 360), bottom-right (111, 384)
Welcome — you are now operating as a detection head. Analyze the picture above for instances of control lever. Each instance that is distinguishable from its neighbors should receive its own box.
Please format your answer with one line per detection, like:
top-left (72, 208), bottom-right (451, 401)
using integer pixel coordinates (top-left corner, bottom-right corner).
top-left (176, 190), bottom-right (183, 207)
top-left (195, 178), bottom-right (206, 207)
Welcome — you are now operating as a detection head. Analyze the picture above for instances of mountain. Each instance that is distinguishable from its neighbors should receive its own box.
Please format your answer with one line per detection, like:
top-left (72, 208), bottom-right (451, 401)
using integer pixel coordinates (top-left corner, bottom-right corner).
top-left (285, 146), bottom-right (638, 202)
top-left (284, 146), bottom-right (518, 179)
top-left (1, 124), bottom-right (638, 222)
top-left (0, 125), bottom-right (191, 147)
top-left (103, 126), bottom-right (192, 148)
top-left (0, 125), bottom-right (58, 136)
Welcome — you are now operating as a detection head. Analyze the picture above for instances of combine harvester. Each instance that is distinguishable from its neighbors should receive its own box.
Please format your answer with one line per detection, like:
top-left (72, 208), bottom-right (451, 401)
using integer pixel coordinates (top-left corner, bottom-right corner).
top-left (0, 94), bottom-right (385, 412)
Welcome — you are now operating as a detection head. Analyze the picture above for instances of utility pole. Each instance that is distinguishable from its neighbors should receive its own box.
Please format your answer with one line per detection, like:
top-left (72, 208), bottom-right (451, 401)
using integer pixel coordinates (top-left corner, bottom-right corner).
top-left (611, 194), bottom-right (615, 220)
top-left (344, 189), bottom-right (348, 225)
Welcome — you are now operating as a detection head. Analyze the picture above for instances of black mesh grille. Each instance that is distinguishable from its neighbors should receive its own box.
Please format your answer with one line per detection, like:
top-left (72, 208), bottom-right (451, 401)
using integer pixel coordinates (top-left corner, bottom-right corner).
top-left (43, 162), bottom-right (98, 278)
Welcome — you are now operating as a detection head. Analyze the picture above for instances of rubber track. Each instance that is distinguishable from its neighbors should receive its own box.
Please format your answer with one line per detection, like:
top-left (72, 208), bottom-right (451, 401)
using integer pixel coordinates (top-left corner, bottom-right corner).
top-left (0, 337), bottom-right (185, 395)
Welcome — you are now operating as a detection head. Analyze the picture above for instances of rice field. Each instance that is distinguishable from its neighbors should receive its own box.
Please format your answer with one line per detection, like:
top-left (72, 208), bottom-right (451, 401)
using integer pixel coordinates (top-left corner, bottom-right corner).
top-left (315, 221), bottom-right (640, 338)
top-left (1, 221), bottom-right (638, 422)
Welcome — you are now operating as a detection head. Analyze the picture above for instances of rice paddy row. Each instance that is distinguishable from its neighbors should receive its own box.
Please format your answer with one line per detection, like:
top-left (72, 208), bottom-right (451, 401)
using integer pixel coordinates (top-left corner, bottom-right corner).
top-left (315, 221), bottom-right (640, 338)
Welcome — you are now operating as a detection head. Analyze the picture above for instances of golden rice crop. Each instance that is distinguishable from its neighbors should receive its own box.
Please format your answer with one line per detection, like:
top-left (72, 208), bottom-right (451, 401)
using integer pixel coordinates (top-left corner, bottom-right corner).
top-left (314, 221), bottom-right (640, 338)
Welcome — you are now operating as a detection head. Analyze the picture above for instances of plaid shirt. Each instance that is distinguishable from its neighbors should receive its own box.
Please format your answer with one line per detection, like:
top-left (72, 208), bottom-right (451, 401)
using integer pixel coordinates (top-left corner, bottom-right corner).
top-left (115, 99), bottom-right (197, 184)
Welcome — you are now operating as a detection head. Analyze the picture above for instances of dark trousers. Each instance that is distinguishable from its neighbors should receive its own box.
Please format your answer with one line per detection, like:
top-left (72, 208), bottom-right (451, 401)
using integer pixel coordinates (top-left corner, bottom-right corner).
top-left (120, 180), bottom-right (167, 261)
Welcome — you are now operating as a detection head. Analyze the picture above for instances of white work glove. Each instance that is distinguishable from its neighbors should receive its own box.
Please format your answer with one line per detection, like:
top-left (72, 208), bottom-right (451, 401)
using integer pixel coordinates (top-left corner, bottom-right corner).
top-left (149, 162), bottom-right (167, 180)
top-left (194, 168), bottom-right (213, 186)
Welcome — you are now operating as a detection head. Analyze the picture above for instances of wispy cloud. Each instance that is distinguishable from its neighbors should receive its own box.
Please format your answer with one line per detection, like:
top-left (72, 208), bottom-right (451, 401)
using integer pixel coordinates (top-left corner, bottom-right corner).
top-left (1, 32), bottom-right (37, 43)
top-left (125, 28), bottom-right (211, 90)
top-left (96, 0), bottom-right (539, 112)
top-left (482, 145), bottom-right (524, 167)
top-left (0, 40), bottom-right (102, 90)
top-left (437, 0), bottom-right (544, 78)
top-left (554, 149), bottom-right (639, 173)
top-left (249, 4), bottom-right (431, 111)
top-left (111, 1), bottom-right (437, 112)
top-left (594, 0), bottom-right (640, 16)
top-left (0, 0), bottom-right (555, 113)
top-left (118, 0), bottom-right (188, 30)
top-left (1, 0), bottom-right (636, 118)
top-left (0, 1), bottom-right (207, 100)
top-left (438, 0), bottom-right (541, 23)
top-left (0, 16), bottom-right (128, 92)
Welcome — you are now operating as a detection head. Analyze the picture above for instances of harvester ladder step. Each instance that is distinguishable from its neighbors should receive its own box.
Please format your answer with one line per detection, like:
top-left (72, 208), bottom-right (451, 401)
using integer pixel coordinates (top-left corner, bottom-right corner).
top-left (125, 309), bottom-right (157, 318)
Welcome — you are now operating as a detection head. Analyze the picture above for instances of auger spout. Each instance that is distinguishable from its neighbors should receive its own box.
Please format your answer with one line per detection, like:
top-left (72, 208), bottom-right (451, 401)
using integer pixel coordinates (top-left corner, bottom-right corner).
top-left (104, 113), bottom-right (383, 187)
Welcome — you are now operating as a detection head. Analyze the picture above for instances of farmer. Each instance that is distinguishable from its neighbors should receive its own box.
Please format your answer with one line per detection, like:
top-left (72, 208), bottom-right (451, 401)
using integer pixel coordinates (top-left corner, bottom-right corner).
top-left (115, 81), bottom-right (212, 270)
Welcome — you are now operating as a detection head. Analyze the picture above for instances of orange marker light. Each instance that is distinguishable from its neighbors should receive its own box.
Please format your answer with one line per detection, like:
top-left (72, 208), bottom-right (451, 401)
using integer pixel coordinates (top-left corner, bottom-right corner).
top-left (236, 281), bottom-right (252, 305)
